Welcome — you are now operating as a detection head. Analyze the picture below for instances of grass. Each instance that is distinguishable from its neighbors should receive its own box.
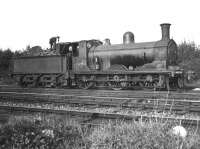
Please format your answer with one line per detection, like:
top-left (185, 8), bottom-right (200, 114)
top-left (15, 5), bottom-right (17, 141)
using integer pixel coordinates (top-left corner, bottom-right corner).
top-left (0, 113), bottom-right (200, 149)
top-left (87, 92), bottom-right (200, 149)
top-left (1, 86), bottom-right (200, 148)
top-left (89, 120), bottom-right (200, 149)
top-left (0, 114), bottom-right (88, 149)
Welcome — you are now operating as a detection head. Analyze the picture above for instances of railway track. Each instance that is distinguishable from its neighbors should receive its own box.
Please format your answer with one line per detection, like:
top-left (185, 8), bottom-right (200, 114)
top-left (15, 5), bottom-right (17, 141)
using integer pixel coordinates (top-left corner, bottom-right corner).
top-left (0, 104), bottom-right (199, 127)
top-left (1, 87), bottom-right (200, 100)
top-left (1, 88), bottom-right (200, 126)
top-left (1, 90), bottom-right (200, 113)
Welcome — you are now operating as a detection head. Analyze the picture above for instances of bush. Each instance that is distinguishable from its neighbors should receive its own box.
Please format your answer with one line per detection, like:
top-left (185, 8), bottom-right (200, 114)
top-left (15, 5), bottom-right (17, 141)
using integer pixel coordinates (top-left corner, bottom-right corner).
top-left (0, 116), bottom-right (86, 149)
top-left (0, 49), bottom-right (13, 73)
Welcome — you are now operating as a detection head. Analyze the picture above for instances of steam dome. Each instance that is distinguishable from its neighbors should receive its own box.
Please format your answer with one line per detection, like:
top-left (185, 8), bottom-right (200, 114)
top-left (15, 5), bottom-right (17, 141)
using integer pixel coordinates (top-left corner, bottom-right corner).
top-left (123, 31), bottom-right (134, 44)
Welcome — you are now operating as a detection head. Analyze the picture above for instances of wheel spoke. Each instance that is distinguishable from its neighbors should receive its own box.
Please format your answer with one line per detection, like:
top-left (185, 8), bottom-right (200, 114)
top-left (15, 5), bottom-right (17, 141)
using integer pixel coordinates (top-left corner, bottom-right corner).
top-left (108, 82), bottom-right (122, 90)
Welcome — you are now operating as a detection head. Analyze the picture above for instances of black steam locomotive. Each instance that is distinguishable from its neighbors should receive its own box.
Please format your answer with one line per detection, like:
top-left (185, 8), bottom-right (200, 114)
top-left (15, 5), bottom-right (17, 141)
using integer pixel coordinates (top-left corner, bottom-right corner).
top-left (12, 23), bottom-right (184, 90)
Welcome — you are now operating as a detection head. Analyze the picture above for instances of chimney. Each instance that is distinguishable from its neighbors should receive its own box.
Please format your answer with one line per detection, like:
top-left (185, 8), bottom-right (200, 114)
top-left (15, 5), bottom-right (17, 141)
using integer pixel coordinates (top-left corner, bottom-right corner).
top-left (160, 23), bottom-right (171, 40)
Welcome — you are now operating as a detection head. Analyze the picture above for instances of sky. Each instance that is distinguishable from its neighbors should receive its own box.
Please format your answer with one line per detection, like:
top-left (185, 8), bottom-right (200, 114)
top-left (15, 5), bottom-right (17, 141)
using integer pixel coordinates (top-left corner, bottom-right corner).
top-left (0, 0), bottom-right (200, 51)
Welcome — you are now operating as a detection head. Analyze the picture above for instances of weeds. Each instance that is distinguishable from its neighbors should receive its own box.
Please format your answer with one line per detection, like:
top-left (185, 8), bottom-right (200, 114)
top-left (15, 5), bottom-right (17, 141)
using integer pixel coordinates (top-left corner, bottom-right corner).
top-left (0, 115), bottom-right (87, 149)
top-left (89, 120), bottom-right (200, 149)
top-left (1, 90), bottom-right (200, 149)
top-left (0, 113), bottom-right (200, 149)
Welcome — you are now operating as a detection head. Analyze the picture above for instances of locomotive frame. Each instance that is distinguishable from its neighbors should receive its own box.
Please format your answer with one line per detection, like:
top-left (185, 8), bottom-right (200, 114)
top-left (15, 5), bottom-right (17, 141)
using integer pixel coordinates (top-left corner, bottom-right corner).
top-left (12, 23), bottom-right (184, 90)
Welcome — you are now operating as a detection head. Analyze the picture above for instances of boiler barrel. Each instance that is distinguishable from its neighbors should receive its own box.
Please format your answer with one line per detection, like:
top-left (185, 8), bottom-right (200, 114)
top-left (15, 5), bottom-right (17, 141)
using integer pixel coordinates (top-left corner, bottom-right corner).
top-left (88, 42), bottom-right (168, 69)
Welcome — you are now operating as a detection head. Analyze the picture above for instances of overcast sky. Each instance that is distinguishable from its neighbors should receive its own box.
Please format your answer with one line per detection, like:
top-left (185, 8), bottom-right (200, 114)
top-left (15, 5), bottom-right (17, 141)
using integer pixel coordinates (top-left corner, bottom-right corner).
top-left (0, 0), bottom-right (200, 51)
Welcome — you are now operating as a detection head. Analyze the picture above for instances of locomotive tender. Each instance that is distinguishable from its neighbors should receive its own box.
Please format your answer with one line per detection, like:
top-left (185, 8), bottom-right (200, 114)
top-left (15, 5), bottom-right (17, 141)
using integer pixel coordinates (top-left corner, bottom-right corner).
top-left (12, 23), bottom-right (184, 90)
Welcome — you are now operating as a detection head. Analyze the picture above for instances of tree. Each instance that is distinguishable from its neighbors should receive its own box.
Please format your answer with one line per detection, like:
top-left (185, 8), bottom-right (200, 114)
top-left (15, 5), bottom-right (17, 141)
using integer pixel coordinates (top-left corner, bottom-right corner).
top-left (177, 41), bottom-right (200, 79)
top-left (0, 49), bottom-right (14, 73)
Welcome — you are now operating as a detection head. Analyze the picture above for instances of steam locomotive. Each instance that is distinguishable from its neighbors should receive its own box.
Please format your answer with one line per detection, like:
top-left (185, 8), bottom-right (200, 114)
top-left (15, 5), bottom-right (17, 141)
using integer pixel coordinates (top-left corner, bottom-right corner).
top-left (12, 23), bottom-right (184, 90)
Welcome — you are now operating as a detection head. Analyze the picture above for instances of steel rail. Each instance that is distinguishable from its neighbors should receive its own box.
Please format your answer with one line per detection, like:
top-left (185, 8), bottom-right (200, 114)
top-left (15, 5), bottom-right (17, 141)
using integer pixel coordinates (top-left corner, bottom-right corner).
top-left (1, 91), bottom-right (200, 113)
top-left (0, 105), bottom-right (199, 126)
top-left (1, 87), bottom-right (200, 99)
